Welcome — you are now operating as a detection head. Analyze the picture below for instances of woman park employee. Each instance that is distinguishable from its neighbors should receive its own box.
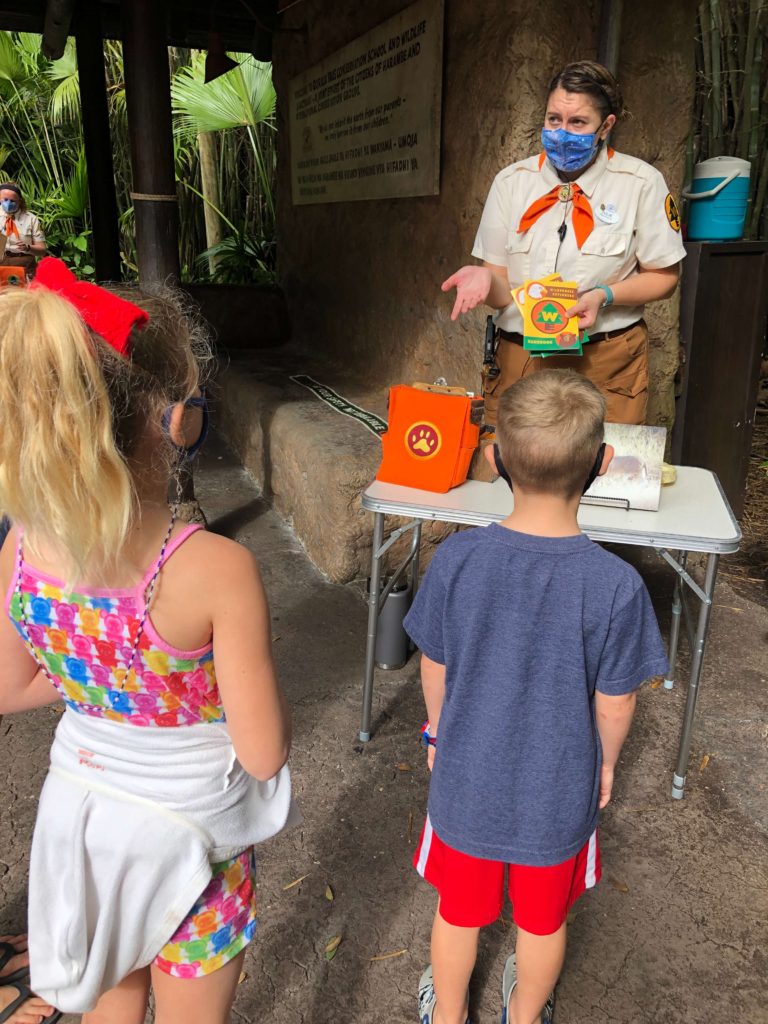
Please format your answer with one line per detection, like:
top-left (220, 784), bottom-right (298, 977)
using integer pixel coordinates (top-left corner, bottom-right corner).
top-left (443, 60), bottom-right (686, 425)
top-left (0, 181), bottom-right (46, 278)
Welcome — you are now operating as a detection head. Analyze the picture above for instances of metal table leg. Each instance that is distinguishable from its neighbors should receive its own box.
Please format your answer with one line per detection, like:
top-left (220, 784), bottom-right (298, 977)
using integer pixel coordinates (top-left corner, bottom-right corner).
top-left (664, 551), bottom-right (686, 690)
top-left (671, 553), bottom-right (719, 800)
top-left (360, 515), bottom-right (423, 742)
top-left (360, 512), bottom-right (385, 742)
top-left (410, 522), bottom-right (422, 601)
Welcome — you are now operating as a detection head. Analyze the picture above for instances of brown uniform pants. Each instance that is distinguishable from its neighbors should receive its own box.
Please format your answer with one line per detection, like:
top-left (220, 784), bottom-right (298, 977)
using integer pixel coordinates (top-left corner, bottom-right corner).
top-left (483, 319), bottom-right (649, 427)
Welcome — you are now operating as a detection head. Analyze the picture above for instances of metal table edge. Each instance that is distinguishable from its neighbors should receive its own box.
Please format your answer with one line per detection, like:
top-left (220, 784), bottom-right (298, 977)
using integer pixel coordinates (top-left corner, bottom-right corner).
top-left (361, 493), bottom-right (742, 555)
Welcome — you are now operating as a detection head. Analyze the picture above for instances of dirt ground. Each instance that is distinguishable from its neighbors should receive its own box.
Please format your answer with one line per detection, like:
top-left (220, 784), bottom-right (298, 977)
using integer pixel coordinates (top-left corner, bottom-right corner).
top-left (1, 432), bottom-right (767, 1024)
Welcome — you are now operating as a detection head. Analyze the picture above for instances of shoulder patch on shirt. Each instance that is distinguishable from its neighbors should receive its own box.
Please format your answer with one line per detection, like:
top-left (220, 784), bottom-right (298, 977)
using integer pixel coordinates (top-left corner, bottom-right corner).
top-left (665, 193), bottom-right (681, 232)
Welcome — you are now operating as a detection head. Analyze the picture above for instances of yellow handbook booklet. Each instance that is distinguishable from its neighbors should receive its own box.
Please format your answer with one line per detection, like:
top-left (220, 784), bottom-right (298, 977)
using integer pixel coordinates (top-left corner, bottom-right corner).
top-left (511, 274), bottom-right (586, 355)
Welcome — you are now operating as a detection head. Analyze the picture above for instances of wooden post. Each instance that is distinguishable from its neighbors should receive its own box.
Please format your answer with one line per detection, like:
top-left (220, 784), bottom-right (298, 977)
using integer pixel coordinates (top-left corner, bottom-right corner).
top-left (198, 130), bottom-right (224, 276)
top-left (42, 0), bottom-right (75, 60)
top-left (75, 2), bottom-right (121, 281)
top-left (120, 0), bottom-right (180, 284)
top-left (597, 0), bottom-right (624, 75)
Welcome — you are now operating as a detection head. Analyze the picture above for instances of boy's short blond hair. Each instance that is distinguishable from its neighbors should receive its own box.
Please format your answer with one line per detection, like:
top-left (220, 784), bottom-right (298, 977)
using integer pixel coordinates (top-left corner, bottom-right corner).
top-left (496, 370), bottom-right (605, 497)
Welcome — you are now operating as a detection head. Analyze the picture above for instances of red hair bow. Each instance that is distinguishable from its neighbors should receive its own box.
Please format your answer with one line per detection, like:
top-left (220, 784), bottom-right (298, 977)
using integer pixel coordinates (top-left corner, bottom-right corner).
top-left (32, 257), bottom-right (148, 356)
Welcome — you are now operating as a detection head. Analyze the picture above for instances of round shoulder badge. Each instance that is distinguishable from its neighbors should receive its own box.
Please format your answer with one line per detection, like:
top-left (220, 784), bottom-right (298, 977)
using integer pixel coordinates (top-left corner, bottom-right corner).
top-left (665, 193), bottom-right (681, 232)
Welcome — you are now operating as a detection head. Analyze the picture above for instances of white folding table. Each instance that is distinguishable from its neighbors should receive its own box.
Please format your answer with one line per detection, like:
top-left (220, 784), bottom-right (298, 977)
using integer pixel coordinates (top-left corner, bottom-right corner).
top-left (360, 467), bottom-right (741, 799)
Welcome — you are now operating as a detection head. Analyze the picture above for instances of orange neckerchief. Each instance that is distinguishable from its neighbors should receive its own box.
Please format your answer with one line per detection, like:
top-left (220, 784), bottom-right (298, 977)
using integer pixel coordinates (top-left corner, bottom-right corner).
top-left (3, 215), bottom-right (19, 239)
top-left (517, 181), bottom-right (594, 249)
top-left (518, 148), bottom-right (616, 248)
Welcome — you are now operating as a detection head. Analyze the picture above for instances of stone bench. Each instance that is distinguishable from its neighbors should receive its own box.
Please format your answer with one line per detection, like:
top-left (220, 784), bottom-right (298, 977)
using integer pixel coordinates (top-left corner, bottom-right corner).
top-left (213, 349), bottom-right (453, 583)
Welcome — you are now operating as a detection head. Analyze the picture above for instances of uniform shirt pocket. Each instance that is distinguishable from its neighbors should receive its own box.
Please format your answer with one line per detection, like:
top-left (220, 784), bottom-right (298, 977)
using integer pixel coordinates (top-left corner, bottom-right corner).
top-left (505, 229), bottom-right (533, 285)
top-left (578, 230), bottom-right (631, 290)
top-left (581, 230), bottom-right (629, 258)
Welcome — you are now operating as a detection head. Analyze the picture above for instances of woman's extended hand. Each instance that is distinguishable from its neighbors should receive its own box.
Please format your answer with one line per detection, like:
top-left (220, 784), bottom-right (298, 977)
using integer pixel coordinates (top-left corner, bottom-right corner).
top-left (565, 289), bottom-right (605, 331)
top-left (441, 265), bottom-right (494, 321)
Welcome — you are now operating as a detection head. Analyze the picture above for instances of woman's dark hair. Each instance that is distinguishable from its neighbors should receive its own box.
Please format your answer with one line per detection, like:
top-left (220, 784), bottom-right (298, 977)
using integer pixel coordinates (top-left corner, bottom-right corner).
top-left (547, 61), bottom-right (626, 122)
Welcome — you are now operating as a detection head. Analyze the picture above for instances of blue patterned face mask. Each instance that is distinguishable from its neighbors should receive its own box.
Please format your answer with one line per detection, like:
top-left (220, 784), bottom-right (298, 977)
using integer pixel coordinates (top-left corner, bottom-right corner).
top-left (1, 198), bottom-right (19, 214)
top-left (541, 128), bottom-right (602, 173)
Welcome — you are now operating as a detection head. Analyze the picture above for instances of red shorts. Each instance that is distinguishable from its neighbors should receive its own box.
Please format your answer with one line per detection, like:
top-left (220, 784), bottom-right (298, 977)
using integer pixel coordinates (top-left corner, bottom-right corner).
top-left (413, 816), bottom-right (601, 935)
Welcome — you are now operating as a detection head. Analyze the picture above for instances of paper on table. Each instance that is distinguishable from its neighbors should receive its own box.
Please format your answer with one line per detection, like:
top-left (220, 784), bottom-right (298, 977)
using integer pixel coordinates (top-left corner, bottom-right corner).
top-left (582, 423), bottom-right (667, 511)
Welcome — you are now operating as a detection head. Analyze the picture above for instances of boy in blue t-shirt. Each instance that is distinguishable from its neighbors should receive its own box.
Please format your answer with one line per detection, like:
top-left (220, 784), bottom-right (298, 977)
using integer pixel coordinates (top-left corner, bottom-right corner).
top-left (404, 370), bottom-right (668, 1024)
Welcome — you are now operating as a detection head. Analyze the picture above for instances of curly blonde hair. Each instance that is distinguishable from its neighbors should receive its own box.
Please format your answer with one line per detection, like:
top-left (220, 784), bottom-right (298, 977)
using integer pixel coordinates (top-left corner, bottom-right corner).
top-left (0, 283), bottom-right (209, 583)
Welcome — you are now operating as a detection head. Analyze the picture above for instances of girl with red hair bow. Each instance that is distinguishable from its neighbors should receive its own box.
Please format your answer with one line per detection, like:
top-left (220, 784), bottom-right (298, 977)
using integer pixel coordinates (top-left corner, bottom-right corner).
top-left (0, 261), bottom-right (294, 1024)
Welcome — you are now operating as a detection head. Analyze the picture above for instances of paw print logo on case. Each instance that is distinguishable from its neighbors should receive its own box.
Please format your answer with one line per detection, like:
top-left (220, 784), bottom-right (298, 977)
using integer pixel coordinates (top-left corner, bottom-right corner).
top-left (405, 422), bottom-right (441, 460)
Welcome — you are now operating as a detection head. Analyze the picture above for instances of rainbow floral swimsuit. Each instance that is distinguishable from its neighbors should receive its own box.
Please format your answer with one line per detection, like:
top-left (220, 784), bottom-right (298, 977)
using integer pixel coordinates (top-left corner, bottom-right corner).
top-left (6, 523), bottom-right (257, 978)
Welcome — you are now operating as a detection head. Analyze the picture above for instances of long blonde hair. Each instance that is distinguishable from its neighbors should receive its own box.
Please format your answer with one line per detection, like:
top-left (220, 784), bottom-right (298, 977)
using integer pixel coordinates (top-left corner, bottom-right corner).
top-left (0, 284), bottom-right (206, 583)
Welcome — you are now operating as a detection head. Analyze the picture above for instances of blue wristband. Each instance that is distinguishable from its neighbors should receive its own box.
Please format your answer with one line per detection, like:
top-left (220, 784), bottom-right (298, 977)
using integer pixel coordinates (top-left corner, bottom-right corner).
top-left (420, 721), bottom-right (437, 747)
top-left (594, 284), bottom-right (614, 307)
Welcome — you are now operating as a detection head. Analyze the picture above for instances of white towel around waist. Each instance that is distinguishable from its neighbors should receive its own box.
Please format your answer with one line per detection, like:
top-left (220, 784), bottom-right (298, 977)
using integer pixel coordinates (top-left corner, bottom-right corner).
top-left (49, 709), bottom-right (295, 854)
top-left (28, 708), bottom-right (297, 1013)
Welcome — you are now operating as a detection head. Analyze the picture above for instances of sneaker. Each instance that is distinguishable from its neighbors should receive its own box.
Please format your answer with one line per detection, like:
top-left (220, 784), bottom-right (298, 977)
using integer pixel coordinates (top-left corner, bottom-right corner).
top-left (501, 953), bottom-right (555, 1024)
top-left (418, 964), bottom-right (472, 1024)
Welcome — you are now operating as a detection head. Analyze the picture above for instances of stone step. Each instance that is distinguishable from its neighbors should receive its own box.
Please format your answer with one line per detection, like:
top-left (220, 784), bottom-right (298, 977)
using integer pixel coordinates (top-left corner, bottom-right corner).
top-left (213, 350), bottom-right (455, 583)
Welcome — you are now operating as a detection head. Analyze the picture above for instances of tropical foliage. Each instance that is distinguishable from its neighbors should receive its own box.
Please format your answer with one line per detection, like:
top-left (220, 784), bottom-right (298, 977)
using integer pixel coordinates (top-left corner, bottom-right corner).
top-left (171, 50), bottom-right (277, 283)
top-left (0, 31), bottom-right (276, 281)
top-left (0, 34), bottom-right (95, 275)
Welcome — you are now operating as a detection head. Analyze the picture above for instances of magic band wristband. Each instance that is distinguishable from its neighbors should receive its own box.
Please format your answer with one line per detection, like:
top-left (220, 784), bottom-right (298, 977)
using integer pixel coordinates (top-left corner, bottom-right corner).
top-left (594, 284), bottom-right (614, 307)
top-left (421, 721), bottom-right (437, 747)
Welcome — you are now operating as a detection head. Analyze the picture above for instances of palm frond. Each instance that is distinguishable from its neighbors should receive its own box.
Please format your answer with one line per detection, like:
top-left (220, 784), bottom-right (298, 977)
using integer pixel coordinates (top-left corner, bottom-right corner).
top-left (13, 174), bottom-right (60, 222)
top-left (15, 33), bottom-right (43, 76)
top-left (197, 229), bottom-right (276, 284)
top-left (16, 33), bottom-right (42, 58)
top-left (49, 73), bottom-right (82, 124)
top-left (171, 52), bottom-right (275, 137)
top-left (56, 148), bottom-right (89, 218)
top-left (46, 37), bottom-right (77, 81)
top-left (0, 31), bottom-right (25, 83)
top-left (48, 40), bottom-right (81, 124)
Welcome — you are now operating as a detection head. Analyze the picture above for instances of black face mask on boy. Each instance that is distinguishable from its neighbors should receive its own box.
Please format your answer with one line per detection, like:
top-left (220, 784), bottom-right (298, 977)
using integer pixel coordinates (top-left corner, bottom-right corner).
top-left (492, 442), bottom-right (606, 496)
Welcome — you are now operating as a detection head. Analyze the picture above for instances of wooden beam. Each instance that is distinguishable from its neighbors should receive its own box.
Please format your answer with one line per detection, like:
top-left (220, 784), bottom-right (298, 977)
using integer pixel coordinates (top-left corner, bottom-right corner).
top-left (74, 1), bottom-right (121, 281)
top-left (42, 0), bottom-right (75, 59)
top-left (0, 1), bottom-right (257, 49)
top-left (120, 0), bottom-right (180, 284)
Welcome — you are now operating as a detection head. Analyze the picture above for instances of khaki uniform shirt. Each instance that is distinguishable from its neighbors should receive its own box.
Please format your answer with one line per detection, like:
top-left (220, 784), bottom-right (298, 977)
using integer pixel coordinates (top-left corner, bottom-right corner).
top-left (2, 209), bottom-right (46, 254)
top-left (471, 147), bottom-right (686, 334)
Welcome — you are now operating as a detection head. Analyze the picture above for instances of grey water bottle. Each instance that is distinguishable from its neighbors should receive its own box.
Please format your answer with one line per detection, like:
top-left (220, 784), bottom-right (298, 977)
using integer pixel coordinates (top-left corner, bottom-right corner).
top-left (374, 580), bottom-right (412, 670)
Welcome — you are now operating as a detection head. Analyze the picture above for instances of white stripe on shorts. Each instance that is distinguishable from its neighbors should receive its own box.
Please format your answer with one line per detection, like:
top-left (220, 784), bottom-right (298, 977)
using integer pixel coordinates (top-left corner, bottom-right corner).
top-left (584, 829), bottom-right (598, 888)
top-left (416, 814), bottom-right (434, 877)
